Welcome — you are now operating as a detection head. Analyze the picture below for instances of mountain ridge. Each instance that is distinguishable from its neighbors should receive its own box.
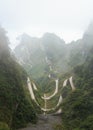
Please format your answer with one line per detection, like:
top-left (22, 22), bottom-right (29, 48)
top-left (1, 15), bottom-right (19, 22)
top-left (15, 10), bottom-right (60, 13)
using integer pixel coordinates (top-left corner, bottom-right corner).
top-left (14, 23), bottom-right (93, 80)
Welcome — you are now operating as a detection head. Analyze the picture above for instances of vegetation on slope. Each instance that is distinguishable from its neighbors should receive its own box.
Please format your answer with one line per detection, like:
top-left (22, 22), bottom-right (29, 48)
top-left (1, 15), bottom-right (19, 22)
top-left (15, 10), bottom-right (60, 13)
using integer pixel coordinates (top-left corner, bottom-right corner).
top-left (0, 26), bottom-right (37, 130)
top-left (12, 22), bottom-right (93, 129)
top-left (61, 48), bottom-right (93, 130)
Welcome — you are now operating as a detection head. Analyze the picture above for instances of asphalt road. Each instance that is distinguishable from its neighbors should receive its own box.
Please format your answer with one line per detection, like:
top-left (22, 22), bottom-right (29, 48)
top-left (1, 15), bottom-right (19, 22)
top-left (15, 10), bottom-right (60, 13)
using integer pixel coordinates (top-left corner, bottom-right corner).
top-left (19, 114), bottom-right (62, 130)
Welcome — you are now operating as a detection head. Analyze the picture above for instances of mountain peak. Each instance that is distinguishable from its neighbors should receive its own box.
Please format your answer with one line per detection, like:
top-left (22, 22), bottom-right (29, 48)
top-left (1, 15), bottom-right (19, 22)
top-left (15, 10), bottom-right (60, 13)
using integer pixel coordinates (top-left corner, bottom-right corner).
top-left (84, 22), bottom-right (93, 36)
top-left (42, 32), bottom-right (65, 44)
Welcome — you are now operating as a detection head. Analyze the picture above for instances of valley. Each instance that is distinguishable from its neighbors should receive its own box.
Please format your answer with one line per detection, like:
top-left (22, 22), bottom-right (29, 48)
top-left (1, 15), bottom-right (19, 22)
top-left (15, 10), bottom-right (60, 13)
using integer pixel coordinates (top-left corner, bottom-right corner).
top-left (0, 22), bottom-right (93, 130)
top-left (19, 114), bottom-right (62, 130)
top-left (27, 75), bottom-right (75, 114)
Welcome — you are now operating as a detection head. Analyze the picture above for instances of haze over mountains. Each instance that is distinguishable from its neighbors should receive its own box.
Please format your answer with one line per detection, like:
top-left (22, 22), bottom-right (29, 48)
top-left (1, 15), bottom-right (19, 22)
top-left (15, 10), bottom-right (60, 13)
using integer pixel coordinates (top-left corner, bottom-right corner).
top-left (14, 22), bottom-right (93, 80)
top-left (0, 26), bottom-right (38, 130)
top-left (0, 0), bottom-right (93, 129)
top-left (13, 23), bottom-right (93, 130)
top-left (0, 22), bottom-right (93, 130)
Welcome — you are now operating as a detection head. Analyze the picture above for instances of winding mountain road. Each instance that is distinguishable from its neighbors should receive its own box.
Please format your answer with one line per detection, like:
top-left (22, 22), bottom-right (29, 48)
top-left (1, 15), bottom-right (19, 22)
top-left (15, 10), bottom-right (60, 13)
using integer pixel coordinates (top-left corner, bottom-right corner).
top-left (42, 79), bottom-right (59, 100)
top-left (33, 83), bottom-right (38, 91)
top-left (55, 95), bottom-right (63, 108)
top-left (27, 78), bottom-right (62, 112)
top-left (63, 79), bottom-right (68, 87)
top-left (55, 108), bottom-right (62, 114)
top-left (27, 77), bottom-right (35, 100)
top-left (69, 76), bottom-right (76, 91)
top-left (41, 95), bottom-right (63, 112)
top-left (27, 76), bottom-right (75, 113)
top-left (27, 77), bottom-right (39, 106)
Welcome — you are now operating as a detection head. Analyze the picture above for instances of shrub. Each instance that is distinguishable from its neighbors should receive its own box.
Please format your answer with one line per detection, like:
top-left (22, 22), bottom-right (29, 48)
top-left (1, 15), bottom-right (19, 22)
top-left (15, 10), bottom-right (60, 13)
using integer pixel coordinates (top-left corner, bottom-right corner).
top-left (0, 122), bottom-right (10, 130)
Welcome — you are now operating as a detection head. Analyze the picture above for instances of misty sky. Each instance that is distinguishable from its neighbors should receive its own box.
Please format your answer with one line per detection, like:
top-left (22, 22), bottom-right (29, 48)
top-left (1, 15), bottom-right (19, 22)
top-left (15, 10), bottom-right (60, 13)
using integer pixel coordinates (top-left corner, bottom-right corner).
top-left (0, 0), bottom-right (93, 47)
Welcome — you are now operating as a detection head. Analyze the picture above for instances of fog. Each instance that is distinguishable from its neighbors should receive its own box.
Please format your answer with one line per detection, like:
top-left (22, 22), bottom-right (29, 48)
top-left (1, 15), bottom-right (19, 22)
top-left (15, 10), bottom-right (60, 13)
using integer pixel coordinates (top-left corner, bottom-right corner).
top-left (0, 1), bottom-right (93, 130)
top-left (0, 0), bottom-right (93, 47)
top-left (0, 26), bottom-right (10, 58)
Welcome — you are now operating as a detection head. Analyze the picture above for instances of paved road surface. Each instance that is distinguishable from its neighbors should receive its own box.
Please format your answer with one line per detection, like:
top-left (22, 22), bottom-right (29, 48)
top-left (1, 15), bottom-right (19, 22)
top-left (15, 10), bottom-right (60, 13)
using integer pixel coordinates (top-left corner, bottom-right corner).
top-left (42, 79), bottom-right (59, 100)
top-left (69, 76), bottom-right (76, 91)
top-left (19, 114), bottom-right (62, 130)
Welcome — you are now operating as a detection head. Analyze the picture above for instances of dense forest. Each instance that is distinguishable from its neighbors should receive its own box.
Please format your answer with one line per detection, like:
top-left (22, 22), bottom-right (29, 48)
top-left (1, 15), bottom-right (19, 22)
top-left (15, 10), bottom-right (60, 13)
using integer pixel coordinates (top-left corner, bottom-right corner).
top-left (0, 22), bottom-right (93, 130)
top-left (0, 26), bottom-right (37, 130)
top-left (60, 49), bottom-right (93, 130)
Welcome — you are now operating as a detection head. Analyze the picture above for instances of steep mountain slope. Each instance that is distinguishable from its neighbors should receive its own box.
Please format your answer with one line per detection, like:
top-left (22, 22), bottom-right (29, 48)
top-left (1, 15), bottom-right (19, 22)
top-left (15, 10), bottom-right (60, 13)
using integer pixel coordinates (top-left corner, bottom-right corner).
top-left (61, 49), bottom-right (93, 130)
top-left (14, 23), bottom-right (93, 83)
top-left (13, 23), bottom-right (93, 130)
top-left (14, 33), bottom-right (68, 80)
top-left (58, 23), bottom-right (93, 130)
top-left (0, 27), bottom-right (37, 130)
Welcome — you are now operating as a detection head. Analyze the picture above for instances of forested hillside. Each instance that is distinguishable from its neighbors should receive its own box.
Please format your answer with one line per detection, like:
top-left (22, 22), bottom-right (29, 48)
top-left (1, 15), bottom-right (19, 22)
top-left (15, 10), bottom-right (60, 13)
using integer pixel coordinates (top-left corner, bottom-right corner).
top-left (1, 22), bottom-right (93, 130)
top-left (14, 23), bottom-right (93, 130)
top-left (58, 24), bottom-right (93, 130)
top-left (0, 0), bottom-right (93, 129)
top-left (61, 49), bottom-right (93, 130)
top-left (0, 27), bottom-right (37, 130)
